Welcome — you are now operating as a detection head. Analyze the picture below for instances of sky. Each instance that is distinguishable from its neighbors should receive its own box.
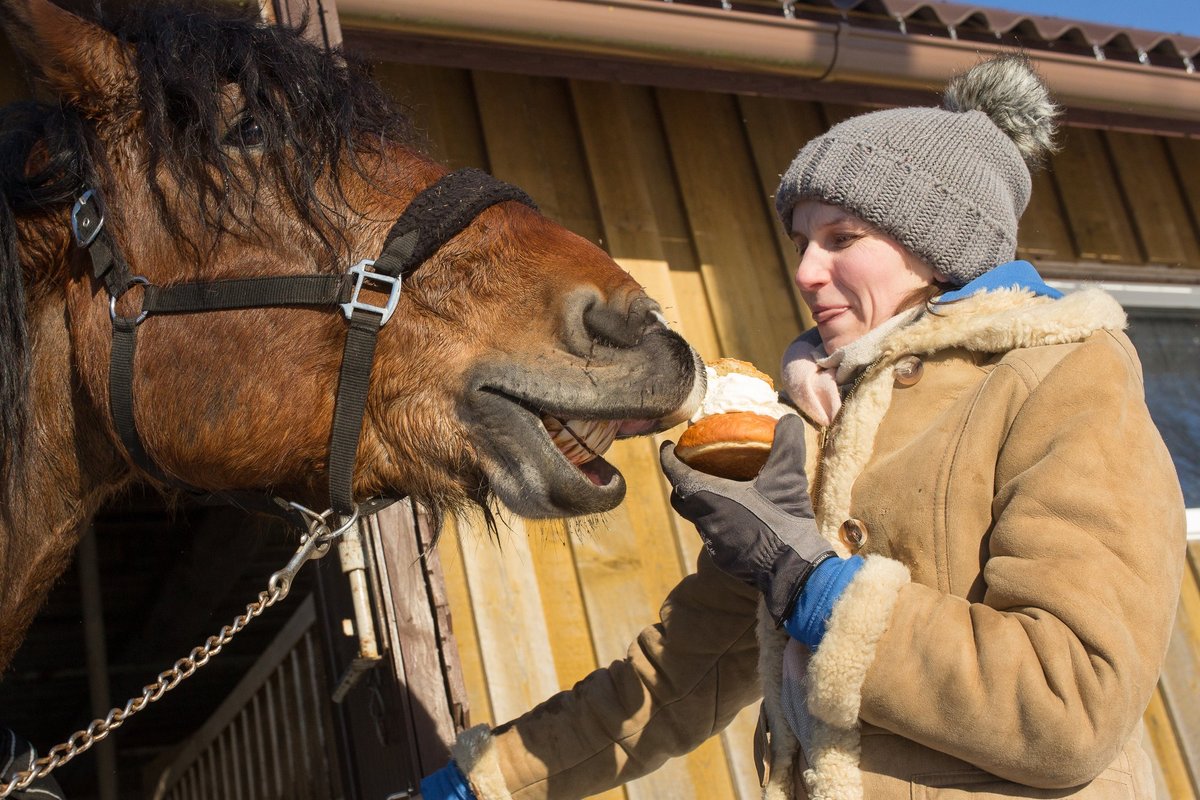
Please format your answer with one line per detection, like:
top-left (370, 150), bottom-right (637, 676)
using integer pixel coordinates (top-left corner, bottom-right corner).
top-left (968, 1), bottom-right (1200, 38)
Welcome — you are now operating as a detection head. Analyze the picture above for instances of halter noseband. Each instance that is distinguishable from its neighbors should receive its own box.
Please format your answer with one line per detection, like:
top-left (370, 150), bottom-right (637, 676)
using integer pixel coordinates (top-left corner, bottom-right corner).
top-left (71, 167), bottom-right (536, 529)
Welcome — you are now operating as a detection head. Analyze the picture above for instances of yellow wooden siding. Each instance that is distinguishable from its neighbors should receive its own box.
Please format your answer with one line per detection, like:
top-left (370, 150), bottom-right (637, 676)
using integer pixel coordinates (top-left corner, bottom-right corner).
top-left (375, 62), bottom-right (1200, 800)
top-left (1106, 131), bottom-right (1200, 268)
top-left (1016, 168), bottom-right (1076, 262)
top-left (736, 94), bottom-right (825, 331)
top-left (1050, 127), bottom-right (1145, 263)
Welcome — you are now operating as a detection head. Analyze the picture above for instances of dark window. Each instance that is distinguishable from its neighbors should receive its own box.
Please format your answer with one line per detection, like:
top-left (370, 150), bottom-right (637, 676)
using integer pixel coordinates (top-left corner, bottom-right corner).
top-left (1125, 309), bottom-right (1200, 508)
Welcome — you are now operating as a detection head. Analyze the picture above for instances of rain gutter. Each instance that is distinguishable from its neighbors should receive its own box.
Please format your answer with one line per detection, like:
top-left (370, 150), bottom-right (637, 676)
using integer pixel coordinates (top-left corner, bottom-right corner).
top-left (335, 0), bottom-right (1200, 128)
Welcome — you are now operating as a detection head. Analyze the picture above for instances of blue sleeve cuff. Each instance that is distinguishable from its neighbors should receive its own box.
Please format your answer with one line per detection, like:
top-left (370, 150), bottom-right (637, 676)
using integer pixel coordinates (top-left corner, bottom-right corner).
top-left (785, 555), bottom-right (865, 648)
top-left (420, 762), bottom-right (475, 800)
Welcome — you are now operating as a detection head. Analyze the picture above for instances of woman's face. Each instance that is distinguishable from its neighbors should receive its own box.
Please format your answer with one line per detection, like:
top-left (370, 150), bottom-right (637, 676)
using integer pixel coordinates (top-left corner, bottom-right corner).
top-left (790, 201), bottom-right (938, 352)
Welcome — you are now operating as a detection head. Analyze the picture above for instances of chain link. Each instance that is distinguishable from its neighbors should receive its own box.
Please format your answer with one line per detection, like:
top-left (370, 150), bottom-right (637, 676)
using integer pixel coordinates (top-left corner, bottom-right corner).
top-left (0, 507), bottom-right (355, 798)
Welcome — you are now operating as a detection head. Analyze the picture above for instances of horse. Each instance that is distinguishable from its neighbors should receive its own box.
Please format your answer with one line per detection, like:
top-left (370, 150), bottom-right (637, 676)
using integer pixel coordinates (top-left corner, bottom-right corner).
top-left (0, 0), bottom-right (703, 684)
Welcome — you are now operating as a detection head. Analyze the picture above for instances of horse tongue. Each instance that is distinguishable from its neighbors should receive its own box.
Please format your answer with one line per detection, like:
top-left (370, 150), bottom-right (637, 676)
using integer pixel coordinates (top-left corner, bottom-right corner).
top-left (616, 419), bottom-right (660, 437)
top-left (577, 456), bottom-right (618, 487)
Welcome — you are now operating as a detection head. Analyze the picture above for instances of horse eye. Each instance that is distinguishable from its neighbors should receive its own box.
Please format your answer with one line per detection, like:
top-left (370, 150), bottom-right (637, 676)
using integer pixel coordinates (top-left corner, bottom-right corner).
top-left (225, 115), bottom-right (264, 149)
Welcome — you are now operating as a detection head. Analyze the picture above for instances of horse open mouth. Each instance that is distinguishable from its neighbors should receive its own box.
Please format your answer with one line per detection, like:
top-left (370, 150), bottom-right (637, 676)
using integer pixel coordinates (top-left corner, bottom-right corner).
top-left (465, 378), bottom-right (698, 518)
top-left (462, 336), bottom-right (704, 518)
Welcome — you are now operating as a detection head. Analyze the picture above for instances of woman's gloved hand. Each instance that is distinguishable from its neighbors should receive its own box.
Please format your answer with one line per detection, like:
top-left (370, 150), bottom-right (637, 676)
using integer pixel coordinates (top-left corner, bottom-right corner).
top-left (659, 414), bottom-right (837, 627)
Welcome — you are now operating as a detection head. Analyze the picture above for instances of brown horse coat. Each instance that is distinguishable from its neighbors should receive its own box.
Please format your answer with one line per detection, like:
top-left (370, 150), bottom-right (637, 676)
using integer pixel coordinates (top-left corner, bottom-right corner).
top-left (0, 0), bottom-right (701, 669)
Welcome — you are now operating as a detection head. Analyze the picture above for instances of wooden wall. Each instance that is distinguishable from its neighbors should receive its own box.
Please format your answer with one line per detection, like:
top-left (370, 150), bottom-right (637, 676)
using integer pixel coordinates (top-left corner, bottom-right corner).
top-left (371, 62), bottom-right (1200, 800)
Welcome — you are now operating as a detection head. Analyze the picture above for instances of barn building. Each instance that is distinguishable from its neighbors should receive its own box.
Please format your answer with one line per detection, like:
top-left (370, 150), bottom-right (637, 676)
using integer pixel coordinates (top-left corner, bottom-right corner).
top-left (0, 1), bottom-right (1197, 798)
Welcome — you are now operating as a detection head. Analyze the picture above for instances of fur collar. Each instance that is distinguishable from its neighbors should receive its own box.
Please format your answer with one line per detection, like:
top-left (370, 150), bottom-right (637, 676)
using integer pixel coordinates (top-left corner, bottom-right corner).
top-left (888, 286), bottom-right (1126, 361)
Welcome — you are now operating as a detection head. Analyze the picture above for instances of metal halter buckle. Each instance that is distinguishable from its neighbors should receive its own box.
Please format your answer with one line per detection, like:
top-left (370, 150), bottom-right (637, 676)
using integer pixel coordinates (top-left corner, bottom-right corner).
top-left (341, 259), bottom-right (401, 325)
top-left (71, 188), bottom-right (105, 248)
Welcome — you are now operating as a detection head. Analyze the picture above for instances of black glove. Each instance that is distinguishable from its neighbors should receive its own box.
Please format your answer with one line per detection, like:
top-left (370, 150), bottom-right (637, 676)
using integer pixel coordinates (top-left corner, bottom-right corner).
top-left (0, 727), bottom-right (66, 800)
top-left (659, 414), bottom-right (835, 626)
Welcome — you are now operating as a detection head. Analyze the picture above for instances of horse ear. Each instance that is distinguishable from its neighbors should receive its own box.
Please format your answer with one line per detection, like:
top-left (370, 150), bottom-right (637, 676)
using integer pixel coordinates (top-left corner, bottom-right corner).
top-left (0, 0), bottom-right (135, 113)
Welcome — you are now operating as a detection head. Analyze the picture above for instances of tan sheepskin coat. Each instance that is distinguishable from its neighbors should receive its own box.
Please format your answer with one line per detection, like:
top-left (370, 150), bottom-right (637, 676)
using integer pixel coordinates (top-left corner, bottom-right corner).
top-left (449, 286), bottom-right (1186, 800)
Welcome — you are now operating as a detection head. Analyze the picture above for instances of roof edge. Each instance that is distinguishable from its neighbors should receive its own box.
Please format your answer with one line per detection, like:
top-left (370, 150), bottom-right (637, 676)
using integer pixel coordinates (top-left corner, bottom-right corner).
top-left (337, 0), bottom-right (1200, 127)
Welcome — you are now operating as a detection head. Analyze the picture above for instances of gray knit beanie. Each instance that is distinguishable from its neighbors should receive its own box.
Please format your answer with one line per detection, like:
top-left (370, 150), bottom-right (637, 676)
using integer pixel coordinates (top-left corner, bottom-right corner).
top-left (775, 54), bottom-right (1060, 285)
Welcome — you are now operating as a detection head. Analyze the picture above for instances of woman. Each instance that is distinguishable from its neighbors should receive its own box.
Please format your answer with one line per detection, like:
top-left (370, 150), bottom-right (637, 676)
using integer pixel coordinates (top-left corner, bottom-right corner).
top-left (421, 54), bottom-right (1186, 800)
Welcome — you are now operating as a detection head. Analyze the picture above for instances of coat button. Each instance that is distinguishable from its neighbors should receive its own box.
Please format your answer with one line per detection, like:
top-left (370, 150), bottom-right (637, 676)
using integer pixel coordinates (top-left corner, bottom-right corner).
top-left (839, 518), bottom-right (868, 552)
top-left (893, 355), bottom-right (923, 386)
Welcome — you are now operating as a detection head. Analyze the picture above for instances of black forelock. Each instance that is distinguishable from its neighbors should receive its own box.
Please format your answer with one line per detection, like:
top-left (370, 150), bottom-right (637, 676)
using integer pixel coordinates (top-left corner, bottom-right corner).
top-left (107, 0), bottom-right (418, 255)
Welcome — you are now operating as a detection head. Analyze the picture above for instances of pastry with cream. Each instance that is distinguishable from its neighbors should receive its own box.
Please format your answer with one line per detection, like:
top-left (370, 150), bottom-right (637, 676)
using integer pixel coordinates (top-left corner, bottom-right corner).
top-left (674, 358), bottom-right (794, 480)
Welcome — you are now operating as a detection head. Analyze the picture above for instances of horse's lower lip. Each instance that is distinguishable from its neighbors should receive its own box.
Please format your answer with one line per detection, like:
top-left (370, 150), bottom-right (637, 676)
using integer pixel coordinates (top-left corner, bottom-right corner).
top-left (464, 387), bottom-right (630, 517)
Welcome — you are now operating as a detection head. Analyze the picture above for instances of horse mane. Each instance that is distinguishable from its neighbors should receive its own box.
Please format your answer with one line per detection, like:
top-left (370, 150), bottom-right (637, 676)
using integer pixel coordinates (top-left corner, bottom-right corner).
top-left (0, 0), bottom-right (421, 492)
top-left (0, 100), bottom-right (90, 492)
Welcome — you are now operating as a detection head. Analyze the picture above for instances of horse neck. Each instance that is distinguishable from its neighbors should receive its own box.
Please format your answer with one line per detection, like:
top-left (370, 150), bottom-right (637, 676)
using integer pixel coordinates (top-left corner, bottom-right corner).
top-left (0, 288), bottom-right (129, 669)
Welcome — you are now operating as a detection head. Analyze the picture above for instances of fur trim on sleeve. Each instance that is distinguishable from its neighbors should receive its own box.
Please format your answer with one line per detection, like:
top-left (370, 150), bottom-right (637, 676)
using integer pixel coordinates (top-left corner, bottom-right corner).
top-left (787, 556), bottom-right (909, 800)
top-left (452, 724), bottom-right (514, 800)
top-left (807, 555), bottom-right (911, 729)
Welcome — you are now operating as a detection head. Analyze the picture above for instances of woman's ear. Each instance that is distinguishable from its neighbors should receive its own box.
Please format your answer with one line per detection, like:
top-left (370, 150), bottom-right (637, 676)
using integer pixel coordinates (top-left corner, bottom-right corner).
top-left (933, 269), bottom-right (951, 284)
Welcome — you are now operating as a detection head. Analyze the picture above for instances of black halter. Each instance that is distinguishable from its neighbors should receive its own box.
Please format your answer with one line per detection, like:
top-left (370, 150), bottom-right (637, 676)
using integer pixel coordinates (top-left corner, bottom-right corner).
top-left (71, 167), bottom-right (536, 529)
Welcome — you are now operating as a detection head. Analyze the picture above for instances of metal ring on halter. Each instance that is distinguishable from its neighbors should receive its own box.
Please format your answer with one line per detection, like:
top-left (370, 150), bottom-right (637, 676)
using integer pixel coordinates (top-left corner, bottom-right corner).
top-left (109, 276), bottom-right (151, 324)
top-left (266, 503), bottom-right (359, 598)
top-left (286, 500), bottom-right (330, 531)
top-left (285, 501), bottom-right (360, 539)
top-left (325, 505), bottom-right (361, 539)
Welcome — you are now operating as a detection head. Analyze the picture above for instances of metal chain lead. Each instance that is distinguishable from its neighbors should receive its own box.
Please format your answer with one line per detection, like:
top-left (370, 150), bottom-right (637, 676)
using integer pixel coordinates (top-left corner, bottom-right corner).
top-left (0, 505), bottom-right (358, 799)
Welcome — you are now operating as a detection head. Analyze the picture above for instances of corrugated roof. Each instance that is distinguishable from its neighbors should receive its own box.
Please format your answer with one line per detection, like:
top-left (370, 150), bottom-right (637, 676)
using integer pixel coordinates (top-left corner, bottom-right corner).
top-left (674, 0), bottom-right (1200, 69)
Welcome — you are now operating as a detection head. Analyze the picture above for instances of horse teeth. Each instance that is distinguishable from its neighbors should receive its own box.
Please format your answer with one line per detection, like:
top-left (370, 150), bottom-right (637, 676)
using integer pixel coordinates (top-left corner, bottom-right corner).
top-left (542, 417), bottom-right (620, 465)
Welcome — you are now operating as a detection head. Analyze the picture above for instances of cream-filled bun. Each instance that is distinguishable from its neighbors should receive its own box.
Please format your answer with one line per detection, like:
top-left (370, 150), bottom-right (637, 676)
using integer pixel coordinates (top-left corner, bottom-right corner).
top-left (674, 358), bottom-right (794, 480)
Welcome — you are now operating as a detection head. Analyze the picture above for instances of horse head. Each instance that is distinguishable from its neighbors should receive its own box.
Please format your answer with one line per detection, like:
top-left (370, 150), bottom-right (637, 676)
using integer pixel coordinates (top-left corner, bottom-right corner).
top-left (0, 0), bottom-right (702, 664)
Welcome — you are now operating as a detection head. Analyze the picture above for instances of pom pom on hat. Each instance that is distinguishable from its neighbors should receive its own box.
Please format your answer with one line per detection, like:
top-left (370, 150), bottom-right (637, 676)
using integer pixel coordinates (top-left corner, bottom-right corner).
top-left (943, 53), bottom-right (1060, 167)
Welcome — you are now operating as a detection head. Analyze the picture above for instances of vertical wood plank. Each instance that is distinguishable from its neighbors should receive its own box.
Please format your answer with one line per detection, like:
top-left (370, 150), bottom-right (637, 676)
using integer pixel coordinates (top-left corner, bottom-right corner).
top-left (438, 517), bottom-right (494, 727)
top-left (472, 71), bottom-right (603, 244)
top-left (656, 87), bottom-right (807, 382)
top-left (1018, 167), bottom-right (1076, 263)
top-left (570, 80), bottom-right (682, 325)
top-left (1105, 131), bottom-right (1200, 268)
top-left (370, 504), bottom-right (457, 769)
top-left (1157, 541), bottom-right (1200, 793)
top-left (374, 63), bottom-right (490, 172)
top-left (1164, 137), bottom-right (1200, 262)
top-left (1049, 127), bottom-right (1142, 264)
top-left (1145, 684), bottom-right (1197, 800)
top-left (738, 94), bottom-right (828, 330)
top-left (620, 86), bottom-right (724, 366)
top-left (525, 518), bottom-right (605, 693)
top-left (457, 510), bottom-right (561, 722)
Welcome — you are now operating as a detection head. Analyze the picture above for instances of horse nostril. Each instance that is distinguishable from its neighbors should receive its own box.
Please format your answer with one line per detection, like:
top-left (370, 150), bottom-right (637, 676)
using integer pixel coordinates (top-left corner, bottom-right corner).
top-left (560, 288), bottom-right (664, 355)
top-left (582, 295), bottom-right (662, 349)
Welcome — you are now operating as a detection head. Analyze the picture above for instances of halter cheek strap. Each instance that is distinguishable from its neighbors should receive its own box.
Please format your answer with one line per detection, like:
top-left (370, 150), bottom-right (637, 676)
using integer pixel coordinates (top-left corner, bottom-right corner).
top-left (72, 167), bottom-right (536, 528)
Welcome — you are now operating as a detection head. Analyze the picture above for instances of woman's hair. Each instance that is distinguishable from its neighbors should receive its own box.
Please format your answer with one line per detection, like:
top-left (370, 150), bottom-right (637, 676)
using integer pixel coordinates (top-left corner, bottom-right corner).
top-left (900, 280), bottom-right (955, 312)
